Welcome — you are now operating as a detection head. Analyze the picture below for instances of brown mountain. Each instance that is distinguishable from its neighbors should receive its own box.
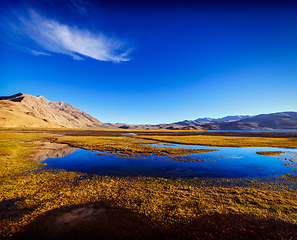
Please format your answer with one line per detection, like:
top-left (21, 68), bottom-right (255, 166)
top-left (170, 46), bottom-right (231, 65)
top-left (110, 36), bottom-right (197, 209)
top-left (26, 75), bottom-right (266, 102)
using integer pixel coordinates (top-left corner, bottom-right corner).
top-left (218, 112), bottom-right (297, 130)
top-left (0, 93), bottom-right (106, 128)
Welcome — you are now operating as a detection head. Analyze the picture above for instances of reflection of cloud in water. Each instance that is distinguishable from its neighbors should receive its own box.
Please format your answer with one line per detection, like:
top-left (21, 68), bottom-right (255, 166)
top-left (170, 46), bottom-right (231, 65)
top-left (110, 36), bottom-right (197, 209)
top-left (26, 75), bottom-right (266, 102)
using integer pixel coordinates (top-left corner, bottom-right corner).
top-left (31, 142), bottom-right (77, 162)
top-left (228, 156), bottom-right (244, 159)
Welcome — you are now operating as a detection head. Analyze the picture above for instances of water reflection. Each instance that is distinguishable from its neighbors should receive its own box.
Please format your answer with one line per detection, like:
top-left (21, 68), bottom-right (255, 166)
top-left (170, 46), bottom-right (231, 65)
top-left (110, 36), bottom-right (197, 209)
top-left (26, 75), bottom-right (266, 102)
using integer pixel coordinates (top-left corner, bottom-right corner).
top-left (31, 142), bottom-right (77, 163)
top-left (41, 142), bottom-right (297, 179)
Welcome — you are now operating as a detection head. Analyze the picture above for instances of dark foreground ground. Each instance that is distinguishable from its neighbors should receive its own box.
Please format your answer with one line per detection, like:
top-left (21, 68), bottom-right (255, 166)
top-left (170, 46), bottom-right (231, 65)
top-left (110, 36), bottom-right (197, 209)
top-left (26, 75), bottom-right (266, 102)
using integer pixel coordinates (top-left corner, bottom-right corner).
top-left (11, 202), bottom-right (297, 240)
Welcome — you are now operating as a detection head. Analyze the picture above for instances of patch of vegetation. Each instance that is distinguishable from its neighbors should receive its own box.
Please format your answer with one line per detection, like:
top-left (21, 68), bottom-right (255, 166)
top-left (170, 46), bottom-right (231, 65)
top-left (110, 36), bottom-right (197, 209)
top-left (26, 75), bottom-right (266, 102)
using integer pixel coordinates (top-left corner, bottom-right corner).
top-left (256, 151), bottom-right (285, 156)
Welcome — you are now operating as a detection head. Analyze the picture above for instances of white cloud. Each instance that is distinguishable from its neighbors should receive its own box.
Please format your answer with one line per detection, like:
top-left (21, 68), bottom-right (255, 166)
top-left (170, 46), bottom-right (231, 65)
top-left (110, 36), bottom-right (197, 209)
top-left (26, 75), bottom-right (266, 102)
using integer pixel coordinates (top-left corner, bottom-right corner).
top-left (20, 10), bottom-right (131, 62)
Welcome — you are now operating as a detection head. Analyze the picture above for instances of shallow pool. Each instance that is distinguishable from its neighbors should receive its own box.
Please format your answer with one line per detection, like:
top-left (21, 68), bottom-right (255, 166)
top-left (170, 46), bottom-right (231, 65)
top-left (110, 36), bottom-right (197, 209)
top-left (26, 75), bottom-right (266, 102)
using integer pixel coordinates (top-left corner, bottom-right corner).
top-left (42, 142), bottom-right (297, 179)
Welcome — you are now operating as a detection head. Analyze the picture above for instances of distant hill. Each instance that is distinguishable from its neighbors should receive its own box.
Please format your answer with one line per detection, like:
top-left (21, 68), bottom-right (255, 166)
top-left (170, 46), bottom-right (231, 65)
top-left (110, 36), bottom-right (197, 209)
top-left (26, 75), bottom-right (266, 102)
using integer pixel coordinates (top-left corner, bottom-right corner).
top-left (163, 112), bottom-right (297, 130)
top-left (107, 112), bottom-right (297, 130)
top-left (0, 93), bottom-right (107, 128)
top-left (219, 112), bottom-right (297, 130)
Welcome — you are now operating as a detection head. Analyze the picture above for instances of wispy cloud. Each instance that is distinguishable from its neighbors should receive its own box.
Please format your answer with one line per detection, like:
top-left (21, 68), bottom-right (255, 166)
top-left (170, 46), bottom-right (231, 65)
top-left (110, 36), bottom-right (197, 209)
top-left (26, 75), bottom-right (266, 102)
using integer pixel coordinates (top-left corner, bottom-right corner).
top-left (69, 0), bottom-right (90, 15)
top-left (17, 10), bottom-right (131, 62)
top-left (30, 49), bottom-right (51, 56)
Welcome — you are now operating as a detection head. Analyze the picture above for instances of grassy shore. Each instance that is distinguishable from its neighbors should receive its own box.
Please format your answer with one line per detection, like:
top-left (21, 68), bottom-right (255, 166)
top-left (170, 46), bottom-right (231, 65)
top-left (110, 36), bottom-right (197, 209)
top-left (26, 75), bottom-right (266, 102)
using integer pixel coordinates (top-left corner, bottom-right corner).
top-left (136, 135), bottom-right (297, 148)
top-left (0, 129), bottom-right (297, 239)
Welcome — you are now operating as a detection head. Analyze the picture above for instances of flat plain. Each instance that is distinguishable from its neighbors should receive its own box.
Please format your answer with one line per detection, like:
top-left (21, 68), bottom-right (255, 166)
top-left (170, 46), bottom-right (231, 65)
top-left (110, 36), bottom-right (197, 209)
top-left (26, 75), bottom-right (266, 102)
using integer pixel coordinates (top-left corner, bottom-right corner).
top-left (1, 129), bottom-right (297, 239)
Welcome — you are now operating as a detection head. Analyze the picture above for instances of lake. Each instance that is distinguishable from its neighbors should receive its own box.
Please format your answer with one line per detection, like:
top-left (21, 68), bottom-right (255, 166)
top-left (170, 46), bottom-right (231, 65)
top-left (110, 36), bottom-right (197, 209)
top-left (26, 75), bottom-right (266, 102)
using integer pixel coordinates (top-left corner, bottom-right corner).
top-left (41, 143), bottom-right (297, 179)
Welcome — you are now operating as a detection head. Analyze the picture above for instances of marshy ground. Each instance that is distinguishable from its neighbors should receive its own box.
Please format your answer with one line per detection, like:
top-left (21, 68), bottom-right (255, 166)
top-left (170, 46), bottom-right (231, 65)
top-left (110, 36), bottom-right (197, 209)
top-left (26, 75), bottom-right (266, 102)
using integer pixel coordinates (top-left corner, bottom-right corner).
top-left (0, 128), bottom-right (297, 239)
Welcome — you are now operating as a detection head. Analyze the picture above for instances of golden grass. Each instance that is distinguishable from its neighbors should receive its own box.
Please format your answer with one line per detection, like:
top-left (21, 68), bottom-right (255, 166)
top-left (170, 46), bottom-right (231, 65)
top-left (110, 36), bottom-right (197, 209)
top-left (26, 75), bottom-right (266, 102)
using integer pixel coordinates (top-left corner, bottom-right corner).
top-left (0, 132), bottom-right (54, 178)
top-left (136, 135), bottom-right (297, 148)
top-left (0, 131), bottom-right (53, 141)
top-left (256, 151), bottom-right (285, 156)
top-left (0, 130), bottom-right (296, 238)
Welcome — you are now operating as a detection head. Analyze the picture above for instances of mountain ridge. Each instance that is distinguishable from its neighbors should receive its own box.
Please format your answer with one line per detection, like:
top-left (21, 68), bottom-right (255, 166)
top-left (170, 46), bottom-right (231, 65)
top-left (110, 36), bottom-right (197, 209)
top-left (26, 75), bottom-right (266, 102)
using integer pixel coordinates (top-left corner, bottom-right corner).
top-left (0, 93), bottom-right (107, 128)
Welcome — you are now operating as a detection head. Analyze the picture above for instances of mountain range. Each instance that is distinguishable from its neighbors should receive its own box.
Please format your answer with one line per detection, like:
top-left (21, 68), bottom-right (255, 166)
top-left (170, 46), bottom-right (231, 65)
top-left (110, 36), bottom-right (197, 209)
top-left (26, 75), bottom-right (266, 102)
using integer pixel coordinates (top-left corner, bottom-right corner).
top-left (0, 93), bottom-right (297, 130)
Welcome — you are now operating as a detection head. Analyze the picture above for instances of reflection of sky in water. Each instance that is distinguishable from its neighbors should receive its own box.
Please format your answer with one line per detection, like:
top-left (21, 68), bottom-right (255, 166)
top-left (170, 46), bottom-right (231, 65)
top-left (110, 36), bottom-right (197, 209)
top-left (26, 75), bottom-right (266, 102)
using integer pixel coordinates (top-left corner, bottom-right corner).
top-left (43, 143), bottom-right (297, 179)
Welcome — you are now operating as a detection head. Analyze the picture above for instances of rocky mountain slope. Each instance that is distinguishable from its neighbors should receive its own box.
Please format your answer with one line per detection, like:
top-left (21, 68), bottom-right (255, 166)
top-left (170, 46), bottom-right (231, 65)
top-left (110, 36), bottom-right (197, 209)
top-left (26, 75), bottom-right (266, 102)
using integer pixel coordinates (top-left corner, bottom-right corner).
top-left (0, 93), bottom-right (107, 128)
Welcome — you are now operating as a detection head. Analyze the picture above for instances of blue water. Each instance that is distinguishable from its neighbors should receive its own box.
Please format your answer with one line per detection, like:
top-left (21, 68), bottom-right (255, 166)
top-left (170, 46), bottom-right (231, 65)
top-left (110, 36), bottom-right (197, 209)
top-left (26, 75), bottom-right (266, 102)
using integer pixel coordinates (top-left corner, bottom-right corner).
top-left (43, 143), bottom-right (297, 179)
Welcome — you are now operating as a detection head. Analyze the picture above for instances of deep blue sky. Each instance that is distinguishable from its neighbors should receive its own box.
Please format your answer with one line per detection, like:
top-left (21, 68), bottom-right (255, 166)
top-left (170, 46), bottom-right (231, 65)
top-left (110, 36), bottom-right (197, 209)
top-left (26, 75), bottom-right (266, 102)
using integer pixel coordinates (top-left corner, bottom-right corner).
top-left (1, 0), bottom-right (297, 124)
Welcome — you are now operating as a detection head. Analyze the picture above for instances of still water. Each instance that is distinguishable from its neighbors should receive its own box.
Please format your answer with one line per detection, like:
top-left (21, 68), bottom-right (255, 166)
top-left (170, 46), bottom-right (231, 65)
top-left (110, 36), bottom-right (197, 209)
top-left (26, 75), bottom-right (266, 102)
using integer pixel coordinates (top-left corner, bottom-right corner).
top-left (43, 143), bottom-right (297, 179)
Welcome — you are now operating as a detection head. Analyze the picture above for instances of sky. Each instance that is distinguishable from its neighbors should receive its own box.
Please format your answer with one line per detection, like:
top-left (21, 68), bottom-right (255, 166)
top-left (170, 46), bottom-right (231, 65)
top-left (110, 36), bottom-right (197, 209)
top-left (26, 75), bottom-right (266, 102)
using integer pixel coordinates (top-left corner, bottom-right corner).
top-left (1, 0), bottom-right (297, 124)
